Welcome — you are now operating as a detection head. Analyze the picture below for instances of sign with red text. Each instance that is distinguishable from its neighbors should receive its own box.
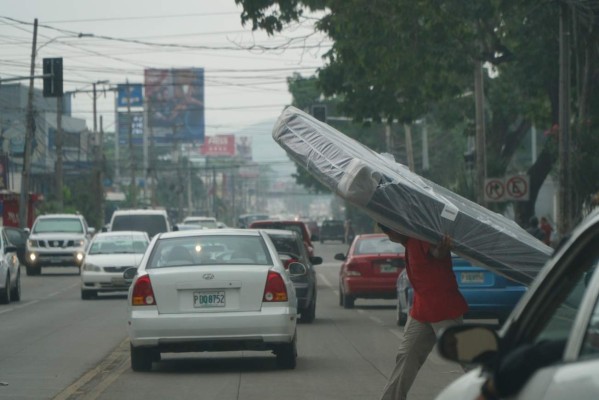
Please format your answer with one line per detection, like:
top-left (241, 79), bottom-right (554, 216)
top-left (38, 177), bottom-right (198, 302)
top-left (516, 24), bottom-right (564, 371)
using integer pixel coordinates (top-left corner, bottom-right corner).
top-left (200, 135), bottom-right (235, 156)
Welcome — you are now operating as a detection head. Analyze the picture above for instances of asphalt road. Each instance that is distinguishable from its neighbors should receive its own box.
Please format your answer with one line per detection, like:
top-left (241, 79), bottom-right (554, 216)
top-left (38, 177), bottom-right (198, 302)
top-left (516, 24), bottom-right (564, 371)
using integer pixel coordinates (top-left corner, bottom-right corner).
top-left (0, 241), bottom-right (464, 400)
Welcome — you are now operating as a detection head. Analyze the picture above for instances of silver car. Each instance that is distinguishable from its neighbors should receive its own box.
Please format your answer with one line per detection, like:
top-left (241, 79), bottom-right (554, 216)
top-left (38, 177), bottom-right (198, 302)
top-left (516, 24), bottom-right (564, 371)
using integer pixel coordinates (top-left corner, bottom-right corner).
top-left (81, 231), bottom-right (150, 299)
top-left (125, 228), bottom-right (300, 371)
top-left (435, 208), bottom-right (599, 400)
top-left (0, 227), bottom-right (21, 304)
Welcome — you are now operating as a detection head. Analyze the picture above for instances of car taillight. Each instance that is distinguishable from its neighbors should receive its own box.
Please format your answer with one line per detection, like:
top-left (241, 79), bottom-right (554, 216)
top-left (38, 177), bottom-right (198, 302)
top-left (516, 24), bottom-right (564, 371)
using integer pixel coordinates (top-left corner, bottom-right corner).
top-left (132, 275), bottom-right (156, 306)
top-left (263, 271), bottom-right (288, 302)
top-left (346, 261), bottom-right (370, 276)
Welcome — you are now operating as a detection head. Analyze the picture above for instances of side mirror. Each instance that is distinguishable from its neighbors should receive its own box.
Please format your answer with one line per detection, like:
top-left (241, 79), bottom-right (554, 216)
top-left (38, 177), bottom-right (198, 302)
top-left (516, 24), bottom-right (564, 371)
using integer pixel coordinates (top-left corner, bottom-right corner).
top-left (287, 262), bottom-right (307, 276)
top-left (437, 325), bottom-right (499, 365)
top-left (310, 256), bottom-right (323, 265)
top-left (4, 245), bottom-right (17, 254)
top-left (24, 228), bottom-right (30, 235)
top-left (88, 227), bottom-right (96, 235)
top-left (173, 225), bottom-right (179, 231)
top-left (334, 253), bottom-right (346, 261)
top-left (123, 267), bottom-right (138, 281)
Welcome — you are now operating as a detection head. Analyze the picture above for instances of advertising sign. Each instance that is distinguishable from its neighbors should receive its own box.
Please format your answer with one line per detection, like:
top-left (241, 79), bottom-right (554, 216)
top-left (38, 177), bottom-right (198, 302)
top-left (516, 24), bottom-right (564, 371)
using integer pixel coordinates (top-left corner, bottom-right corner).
top-left (144, 68), bottom-right (205, 144)
top-left (117, 84), bottom-right (143, 107)
top-left (200, 135), bottom-right (235, 156)
top-left (117, 112), bottom-right (144, 145)
top-left (236, 136), bottom-right (252, 160)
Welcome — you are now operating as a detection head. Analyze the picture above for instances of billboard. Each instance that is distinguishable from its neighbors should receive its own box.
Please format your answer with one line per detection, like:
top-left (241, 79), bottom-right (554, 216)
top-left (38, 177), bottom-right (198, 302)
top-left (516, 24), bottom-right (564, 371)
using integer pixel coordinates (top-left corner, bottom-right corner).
top-left (200, 135), bottom-right (235, 157)
top-left (117, 112), bottom-right (144, 145)
top-left (236, 136), bottom-right (252, 161)
top-left (117, 84), bottom-right (143, 107)
top-left (144, 68), bottom-right (205, 144)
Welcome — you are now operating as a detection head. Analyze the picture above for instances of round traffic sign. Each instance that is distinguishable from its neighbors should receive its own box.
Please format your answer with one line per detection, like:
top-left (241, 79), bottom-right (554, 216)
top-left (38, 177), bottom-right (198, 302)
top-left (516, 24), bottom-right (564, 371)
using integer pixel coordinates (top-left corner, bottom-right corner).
top-left (485, 179), bottom-right (504, 200)
top-left (506, 176), bottom-right (528, 199)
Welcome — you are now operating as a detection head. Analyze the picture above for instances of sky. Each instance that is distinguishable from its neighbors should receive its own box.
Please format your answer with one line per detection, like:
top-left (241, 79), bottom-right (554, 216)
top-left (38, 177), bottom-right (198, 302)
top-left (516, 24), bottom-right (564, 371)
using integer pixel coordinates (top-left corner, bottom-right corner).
top-left (0, 0), bottom-right (330, 166)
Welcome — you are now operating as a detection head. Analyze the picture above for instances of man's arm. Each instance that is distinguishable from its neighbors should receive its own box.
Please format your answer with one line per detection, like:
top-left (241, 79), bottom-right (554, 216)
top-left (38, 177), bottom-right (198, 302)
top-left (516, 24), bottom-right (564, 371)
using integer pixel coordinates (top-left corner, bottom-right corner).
top-left (429, 234), bottom-right (451, 259)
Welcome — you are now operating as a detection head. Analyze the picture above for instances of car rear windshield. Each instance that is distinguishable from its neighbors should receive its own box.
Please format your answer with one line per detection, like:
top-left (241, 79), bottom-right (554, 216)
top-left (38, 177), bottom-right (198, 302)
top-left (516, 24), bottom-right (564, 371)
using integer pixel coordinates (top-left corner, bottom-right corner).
top-left (253, 223), bottom-right (305, 238)
top-left (89, 235), bottom-right (149, 255)
top-left (268, 235), bottom-right (302, 257)
top-left (355, 237), bottom-right (405, 255)
top-left (33, 218), bottom-right (84, 234)
top-left (147, 235), bottom-right (273, 268)
top-left (111, 215), bottom-right (168, 238)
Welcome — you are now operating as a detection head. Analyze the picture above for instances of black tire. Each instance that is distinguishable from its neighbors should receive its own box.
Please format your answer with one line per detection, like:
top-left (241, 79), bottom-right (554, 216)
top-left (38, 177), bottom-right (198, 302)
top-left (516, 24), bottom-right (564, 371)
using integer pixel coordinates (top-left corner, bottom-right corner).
top-left (396, 300), bottom-right (407, 326)
top-left (338, 286), bottom-right (344, 306)
top-left (0, 273), bottom-right (10, 304)
top-left (26, 266), bottom-right (41, 276)
top-left (130, 344), bottom-right (154, 372)
top-left (10, 270), bottom-right (21, 302)
top-left (299, 298), bottom-right (316, 323)
top-left (342, 291), bottom-right (355, 309)
top-left (275, 334), bottom-right (297, 369)
top-left (81, 290), bottom-right (97, 300)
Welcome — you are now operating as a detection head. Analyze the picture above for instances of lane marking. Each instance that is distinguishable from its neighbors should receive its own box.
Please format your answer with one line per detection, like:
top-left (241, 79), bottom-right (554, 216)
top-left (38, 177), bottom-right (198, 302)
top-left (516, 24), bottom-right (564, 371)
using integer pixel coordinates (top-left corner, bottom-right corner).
top-left (0, 299), bottom-right (40, 315)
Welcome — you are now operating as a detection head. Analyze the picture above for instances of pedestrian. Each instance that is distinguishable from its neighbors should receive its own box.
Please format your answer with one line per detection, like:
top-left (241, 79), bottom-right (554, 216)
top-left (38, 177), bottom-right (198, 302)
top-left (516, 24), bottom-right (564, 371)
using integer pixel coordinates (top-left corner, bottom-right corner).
top-left (525, 216), bottom-right (544, 242)
top-left (377, 223), bottom-right (468, 400)
top-left (344, 218), bottom-right (355, 244)
top-left (539, 217), bottom-right (553, 246)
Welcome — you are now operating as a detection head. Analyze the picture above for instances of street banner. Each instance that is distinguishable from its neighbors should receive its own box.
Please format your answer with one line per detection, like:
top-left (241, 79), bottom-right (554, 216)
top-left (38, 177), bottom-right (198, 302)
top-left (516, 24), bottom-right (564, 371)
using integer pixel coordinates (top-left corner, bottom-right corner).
top-left (200, 135), bottom-right (235, 156)
top-left (117, 84), bottom-right (143, 107)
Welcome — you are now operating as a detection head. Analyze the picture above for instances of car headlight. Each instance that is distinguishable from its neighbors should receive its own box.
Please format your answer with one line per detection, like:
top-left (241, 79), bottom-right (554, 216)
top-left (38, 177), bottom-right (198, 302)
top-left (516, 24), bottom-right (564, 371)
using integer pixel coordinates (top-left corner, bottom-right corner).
top-left (83, 263), bottom-right (102, 272)
top-left (75, 239), bottom-right (86, 247)
top-left (27, 239), bottom-right (38, 247)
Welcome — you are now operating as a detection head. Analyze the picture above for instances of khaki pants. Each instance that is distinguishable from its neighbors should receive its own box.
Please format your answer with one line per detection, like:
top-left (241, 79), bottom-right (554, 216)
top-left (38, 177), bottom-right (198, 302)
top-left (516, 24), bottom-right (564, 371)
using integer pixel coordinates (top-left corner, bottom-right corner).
top-left (380, 316), bottom-right (463, 400)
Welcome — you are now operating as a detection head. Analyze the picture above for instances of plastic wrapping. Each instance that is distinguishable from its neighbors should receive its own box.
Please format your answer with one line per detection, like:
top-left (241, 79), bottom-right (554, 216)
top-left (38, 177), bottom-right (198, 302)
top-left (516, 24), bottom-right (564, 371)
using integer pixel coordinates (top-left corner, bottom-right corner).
top-left (273, 106), bottom-right (552, 285)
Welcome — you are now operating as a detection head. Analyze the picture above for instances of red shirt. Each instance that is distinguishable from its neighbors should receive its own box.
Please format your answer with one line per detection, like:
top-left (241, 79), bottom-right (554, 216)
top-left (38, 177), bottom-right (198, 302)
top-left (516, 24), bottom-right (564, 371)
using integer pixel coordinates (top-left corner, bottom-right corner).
top-left (405, 238), bottom-right (468, 323)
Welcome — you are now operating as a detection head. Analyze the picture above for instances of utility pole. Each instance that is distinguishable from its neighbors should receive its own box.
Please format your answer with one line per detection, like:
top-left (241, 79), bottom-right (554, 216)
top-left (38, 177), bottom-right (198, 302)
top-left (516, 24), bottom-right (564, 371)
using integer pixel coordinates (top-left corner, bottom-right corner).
top-left (19, 18), bottom-right (38, 229)
top-left (99, 115), bottom-right (105, 224)
top-left (126, 80), bottom-right (137, 207)
top-left (403, 123), bottom-right (415, 172)
top-left (558, 4), bottom-right (572, 235)
top-left (92, 82), bottom-right (103, 226)
top-left (474, 59), bottom-right (487, 206)
top-left (55, 95), bottom-right (63, 211)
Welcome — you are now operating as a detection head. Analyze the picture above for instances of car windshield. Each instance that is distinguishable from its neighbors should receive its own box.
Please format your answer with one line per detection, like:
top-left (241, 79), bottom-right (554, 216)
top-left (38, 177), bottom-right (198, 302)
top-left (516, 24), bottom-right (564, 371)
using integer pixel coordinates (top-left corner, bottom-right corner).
top-left (89, 235), bottom-right (149, 255)
top-left (111, 215), bottom-right (167, 238)
top-left (147, 235), bottom-right (273, 268)
top-left (33, 218), bottom-right (83, 234)
top-left (269, 235), bottom-right (301, 256)
top-left (354, 237), bottom-right (405, 255)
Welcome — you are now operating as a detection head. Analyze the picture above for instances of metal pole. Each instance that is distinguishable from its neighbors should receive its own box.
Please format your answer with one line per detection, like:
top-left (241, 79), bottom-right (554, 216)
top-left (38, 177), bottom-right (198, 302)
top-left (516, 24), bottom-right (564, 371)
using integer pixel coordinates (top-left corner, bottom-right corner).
top-left (55, 95), bottom-right (63, 211)
top-left (474, 59), bottom-right (486, 206)
top-left (19, 18), bottom-right (38, 229)
top-left (558, 4), bottom-right (571, 235)
top-left (127, 80), bottom-right (136, 207)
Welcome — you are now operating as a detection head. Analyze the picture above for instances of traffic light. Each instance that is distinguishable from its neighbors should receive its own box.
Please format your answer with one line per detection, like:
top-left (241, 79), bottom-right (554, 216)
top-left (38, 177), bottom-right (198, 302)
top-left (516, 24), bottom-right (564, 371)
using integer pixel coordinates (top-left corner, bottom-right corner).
top-left (311, 104), bottom-right (327, 122)
top-left (43, 58), bottom-right (63, 97)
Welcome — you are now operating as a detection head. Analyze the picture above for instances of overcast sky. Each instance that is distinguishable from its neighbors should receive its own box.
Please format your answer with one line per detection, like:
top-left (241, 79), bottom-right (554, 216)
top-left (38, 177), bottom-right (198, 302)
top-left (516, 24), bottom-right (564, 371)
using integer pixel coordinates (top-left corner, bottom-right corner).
top-left (1, 0), bottom-right (329, 140)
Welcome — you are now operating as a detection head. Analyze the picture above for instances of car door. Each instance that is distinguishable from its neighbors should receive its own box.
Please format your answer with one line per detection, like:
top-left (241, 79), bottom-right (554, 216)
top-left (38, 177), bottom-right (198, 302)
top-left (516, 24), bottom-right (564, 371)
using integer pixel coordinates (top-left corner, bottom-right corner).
top-left (503, 221), bottom-right (599, 399)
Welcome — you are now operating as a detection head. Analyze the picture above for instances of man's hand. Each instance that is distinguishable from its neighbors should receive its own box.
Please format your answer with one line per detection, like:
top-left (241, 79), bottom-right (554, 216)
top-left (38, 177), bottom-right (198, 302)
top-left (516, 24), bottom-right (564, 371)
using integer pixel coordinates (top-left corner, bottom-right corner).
top-left (430, 234), bottom-right (451, 259)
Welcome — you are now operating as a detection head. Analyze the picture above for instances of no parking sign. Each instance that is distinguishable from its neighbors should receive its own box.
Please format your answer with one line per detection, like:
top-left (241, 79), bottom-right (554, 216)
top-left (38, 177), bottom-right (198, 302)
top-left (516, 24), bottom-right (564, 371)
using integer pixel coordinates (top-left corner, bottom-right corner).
top-left (484, 175), bottom-right (530, 202)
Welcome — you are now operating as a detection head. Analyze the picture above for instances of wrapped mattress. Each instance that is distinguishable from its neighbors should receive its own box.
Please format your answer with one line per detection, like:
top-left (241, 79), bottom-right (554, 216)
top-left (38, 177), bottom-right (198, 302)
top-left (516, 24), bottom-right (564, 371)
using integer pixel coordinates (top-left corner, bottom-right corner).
top-left (272, 106), bottom-right (552, 285)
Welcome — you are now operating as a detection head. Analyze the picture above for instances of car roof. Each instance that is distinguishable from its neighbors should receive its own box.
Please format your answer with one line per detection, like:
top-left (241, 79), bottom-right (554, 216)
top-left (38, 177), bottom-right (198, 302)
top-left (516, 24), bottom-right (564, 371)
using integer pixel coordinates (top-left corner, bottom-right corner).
top-left (93, 230), bottom-right (149, 238)
top-left (259, 228), bottom-right (300, 238)
top-left (250, 220), bottom-right (307, 226)
top-left (36, 213), bottom-right (83, 219)
top-left (112, 209), bottom-right (167, 216)
top-left (157, 228), bottom-right (263, 240)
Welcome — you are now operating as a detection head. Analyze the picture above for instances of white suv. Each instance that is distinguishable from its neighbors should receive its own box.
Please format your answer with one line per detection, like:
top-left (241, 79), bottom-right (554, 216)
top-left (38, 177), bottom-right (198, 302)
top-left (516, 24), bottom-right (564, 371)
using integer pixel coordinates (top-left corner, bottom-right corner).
top-left (25, 214), bottom-right (94, 276)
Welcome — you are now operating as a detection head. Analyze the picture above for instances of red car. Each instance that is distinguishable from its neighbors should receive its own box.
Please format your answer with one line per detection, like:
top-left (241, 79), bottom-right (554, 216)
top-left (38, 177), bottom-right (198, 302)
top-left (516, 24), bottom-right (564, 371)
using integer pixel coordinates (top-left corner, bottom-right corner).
top-left (335, 233), bottom-right (406, 308)
top-left (248, 220), bottom-right (315, 256)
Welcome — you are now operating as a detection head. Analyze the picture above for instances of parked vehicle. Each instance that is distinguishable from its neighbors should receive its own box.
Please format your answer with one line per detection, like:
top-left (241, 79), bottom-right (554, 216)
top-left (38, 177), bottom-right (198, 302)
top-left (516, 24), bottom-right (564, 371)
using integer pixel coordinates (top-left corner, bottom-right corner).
top-left (25, 213), bottom-right (94, 276)
top-left (3, 226), bottom-right (28, 267)
top-left (396, 255), bottom-right (527, 326)
top-left (303, 220), bottom-right (320, 241)
top-left (336, 233), bottom-right (406, 308)
top-left (262, 229), bottom-right (323, 323)
top-left (125, 228), bottom-right (299, 371)
top-left (320, 219), bottom-right (345, 243)
top-left (182, 216), bottom-right (217, 229)
top-left (237, 213), bottom-right (269, 228)
top-left (108, 209), bottom-right (170, 238)
top-left (434, 208), bottom-right (599, 400)
top-left (80, 231), bottom-right (150, 299)
top-left (0, 227), bottom-right (22, 304)
top-left (249, 219), bottom-right (315, 257)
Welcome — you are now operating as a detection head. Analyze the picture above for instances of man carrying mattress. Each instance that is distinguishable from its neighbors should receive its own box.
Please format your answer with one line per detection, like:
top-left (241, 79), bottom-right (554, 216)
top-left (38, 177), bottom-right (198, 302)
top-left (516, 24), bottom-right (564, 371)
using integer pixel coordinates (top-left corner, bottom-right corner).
top-left (377, 223), bottom-right (468, 400)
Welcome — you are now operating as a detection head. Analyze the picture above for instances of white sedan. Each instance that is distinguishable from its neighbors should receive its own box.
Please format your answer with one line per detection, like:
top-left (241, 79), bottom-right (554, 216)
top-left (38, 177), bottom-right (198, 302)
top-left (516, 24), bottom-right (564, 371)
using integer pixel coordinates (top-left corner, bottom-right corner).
top-left (125, 228), bottom-right (300, 371)
top-left (81, 231), bottom-right (150, 299)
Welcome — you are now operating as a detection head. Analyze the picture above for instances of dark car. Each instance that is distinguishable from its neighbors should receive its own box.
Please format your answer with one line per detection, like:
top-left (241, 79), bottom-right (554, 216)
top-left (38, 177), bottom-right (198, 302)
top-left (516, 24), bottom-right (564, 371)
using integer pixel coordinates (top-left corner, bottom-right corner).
top-left (336, 233), bottom-right (406, 308)
top-left (320, 219), bottom-right (345, 243)
top-left (396, 255), bottom-right (527, 326)
top-left (249, 220), bottom-right (315, 257)
top-left (262, 229), bottom-right (323, 323)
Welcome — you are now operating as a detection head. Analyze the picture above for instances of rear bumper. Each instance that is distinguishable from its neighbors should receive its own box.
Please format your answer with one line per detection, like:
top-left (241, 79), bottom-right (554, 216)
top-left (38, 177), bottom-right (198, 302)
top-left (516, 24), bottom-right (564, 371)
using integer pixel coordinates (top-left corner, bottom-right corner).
top-left (344, 278), bottom-right (398, 298)
top-left (81, 272), bottom-right (131, 292)
top-left (128, 306), bottom-right (297, 349)
top-left (462, 287), bottom-right (526, 318)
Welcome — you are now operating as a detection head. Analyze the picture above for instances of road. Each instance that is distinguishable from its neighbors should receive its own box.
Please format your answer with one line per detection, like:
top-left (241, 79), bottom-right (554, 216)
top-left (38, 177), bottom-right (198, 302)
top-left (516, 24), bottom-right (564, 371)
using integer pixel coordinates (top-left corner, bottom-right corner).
top-left (0, 241), bottom-right (464, 400)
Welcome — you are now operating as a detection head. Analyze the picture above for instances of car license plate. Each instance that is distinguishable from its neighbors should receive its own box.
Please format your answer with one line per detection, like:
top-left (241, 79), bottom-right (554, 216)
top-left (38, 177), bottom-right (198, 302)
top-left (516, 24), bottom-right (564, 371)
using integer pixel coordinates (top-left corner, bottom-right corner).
top-left (193, 290), bottom-right (226, 308)
top-left (111, 277), bottom-right (127, 286)
top-left (380, 263), bottom-right (397, 273)
top-left (461, 272), bottom-right (484, 284)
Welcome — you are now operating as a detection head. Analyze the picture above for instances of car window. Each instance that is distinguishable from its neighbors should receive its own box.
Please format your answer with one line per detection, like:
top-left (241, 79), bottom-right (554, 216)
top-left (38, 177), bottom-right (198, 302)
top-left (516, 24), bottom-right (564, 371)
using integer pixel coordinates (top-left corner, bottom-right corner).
top-left (89, 235), bottom-right (149, 255)
top-left (269, 236), bottom-right (302, 256)
top-left (33, 218), bottom-right (84, 233)
top-left (5, 228), bottom-right (25, 246)
top-left (111, 215), bottom-right (168, 237)
top-left (355, 237), bottom-right (405, 255)
top-left (147, 235), bottom-right (273, 268)
top-left (580, 265), bottom-right (599, 358)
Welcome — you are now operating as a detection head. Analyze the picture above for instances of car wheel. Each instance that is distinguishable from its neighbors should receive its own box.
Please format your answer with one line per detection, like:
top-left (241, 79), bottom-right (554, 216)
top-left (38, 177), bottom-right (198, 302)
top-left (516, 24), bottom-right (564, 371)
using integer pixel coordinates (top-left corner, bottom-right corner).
top-left (342, 291), bottom-right (355, 309)
top-left (10, 270), bottom-right (21, 302)
top-left (275, 333), bottom-right (297, 369)
top-left (81, 290), bottom-right (97, 300)
top-left (130, 344), bottom-right (154, 372)
top-left (300, 298), bottom-right (316, 323)
top-left (338, 285), bottom-right (344, 306)
top-left (26, 266), bottom-right (38, 276)
top-left (0, 273), bottom-right (10, 304)
top-left (396, 299), bottom-right (407, 326)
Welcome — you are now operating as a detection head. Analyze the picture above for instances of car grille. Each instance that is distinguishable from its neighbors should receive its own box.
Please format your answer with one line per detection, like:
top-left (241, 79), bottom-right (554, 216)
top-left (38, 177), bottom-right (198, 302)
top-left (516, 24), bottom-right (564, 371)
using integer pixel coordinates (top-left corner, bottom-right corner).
top-left (104, 266), bottom-right (134, 273)
top-left (39, 240), bottom-right (78, 248)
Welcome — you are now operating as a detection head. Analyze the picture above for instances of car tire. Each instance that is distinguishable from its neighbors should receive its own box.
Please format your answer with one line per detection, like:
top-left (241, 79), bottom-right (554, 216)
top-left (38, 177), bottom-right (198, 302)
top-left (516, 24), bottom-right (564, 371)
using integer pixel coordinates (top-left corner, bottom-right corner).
top-left (275, 334), bottom-right (297, 369)
top-left (81, 290), bottom-right (97, 300)
top-left (130, 344), bottom-right (154, 372)
top-left (396, 300), bottom-right (407, 326)
top-left (0, 273), bottom-right (10, 304)
top-left (342, 290), bottom-right (355, 309)
top-left (300, 298), bottom-right (316, 323)
top-left (10, 270), bottom-right (21, 302)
